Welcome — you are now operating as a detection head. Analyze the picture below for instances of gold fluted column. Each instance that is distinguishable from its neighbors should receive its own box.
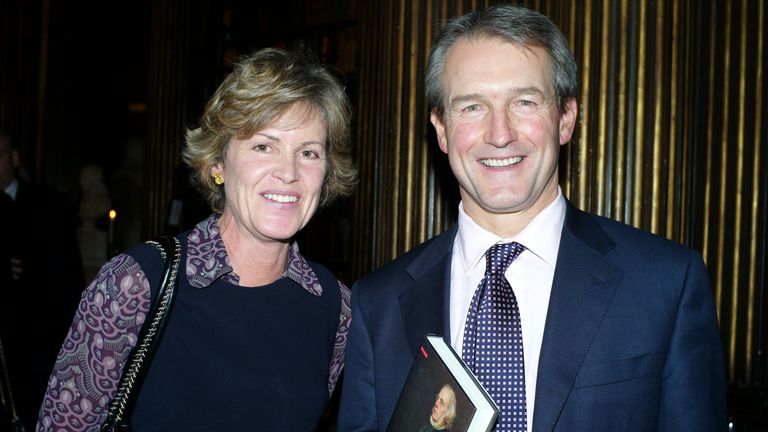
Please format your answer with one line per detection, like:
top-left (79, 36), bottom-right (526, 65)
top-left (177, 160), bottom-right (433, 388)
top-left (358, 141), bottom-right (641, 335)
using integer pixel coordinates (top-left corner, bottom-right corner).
top-left (352, 0), bottom-right (465, 276)
top-left (144, 0), bottom-right (190, 236)
top-left (746, 0), bottom-right (764, 385)
top-left (351, 0), bottom-right (767, 391)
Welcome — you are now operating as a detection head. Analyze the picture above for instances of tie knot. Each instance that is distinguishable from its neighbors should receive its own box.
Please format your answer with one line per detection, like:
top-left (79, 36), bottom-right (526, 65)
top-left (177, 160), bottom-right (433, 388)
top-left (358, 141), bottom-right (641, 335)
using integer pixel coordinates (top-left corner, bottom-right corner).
top-left (485, 242), bottom-right (525, 275)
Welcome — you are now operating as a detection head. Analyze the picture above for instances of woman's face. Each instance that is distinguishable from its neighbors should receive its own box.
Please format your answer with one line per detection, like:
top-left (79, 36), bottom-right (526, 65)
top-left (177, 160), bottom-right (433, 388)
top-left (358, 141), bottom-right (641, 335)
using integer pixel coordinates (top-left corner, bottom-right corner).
top-left (214, 103), bottom-right (327, 244)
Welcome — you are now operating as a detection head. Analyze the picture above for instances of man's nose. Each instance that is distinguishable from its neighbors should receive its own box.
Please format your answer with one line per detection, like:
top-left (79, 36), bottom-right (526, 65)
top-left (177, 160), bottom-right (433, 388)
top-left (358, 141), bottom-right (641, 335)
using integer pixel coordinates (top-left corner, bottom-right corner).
top-left (485, 110), bottom-right (517, 147)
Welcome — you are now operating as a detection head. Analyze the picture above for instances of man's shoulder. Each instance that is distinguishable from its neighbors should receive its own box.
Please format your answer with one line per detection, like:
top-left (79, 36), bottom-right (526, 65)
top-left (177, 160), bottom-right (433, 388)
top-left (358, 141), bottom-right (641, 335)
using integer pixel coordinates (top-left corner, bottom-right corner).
top-left (592, 211), bottom-right (686, 245)
top-left (568, 205), bottom-right (699, 263)
top-left (353, 227), bottom-right (455, 291)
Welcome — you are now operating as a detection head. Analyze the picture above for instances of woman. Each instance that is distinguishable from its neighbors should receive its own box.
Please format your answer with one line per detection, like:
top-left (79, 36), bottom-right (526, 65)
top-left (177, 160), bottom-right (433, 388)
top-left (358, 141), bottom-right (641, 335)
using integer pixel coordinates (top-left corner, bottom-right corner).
top-left (37, 47), bottom-right (356, 431)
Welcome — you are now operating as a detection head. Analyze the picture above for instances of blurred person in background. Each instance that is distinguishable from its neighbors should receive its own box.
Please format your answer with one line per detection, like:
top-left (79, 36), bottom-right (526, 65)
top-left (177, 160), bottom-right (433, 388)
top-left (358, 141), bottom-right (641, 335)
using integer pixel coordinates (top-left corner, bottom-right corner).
top-left (0, 131), bottom-right (84, 431)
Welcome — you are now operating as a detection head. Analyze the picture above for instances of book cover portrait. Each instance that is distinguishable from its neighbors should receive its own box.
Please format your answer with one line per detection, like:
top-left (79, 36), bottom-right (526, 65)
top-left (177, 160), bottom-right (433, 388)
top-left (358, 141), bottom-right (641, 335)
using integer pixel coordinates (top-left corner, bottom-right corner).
top-left (386, 335), bottom-right (498, 432)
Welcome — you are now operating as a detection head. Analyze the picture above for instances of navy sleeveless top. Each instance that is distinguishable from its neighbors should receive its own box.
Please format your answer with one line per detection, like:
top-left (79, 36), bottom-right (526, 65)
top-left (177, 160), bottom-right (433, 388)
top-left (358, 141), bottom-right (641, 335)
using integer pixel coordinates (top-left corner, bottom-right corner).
top-left (125, 234), bottom-right (341, 431)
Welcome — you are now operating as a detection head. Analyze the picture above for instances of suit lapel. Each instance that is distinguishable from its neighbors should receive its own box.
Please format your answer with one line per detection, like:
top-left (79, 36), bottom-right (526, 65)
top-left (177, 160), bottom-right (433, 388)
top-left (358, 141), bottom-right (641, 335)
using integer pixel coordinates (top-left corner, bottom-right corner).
top-left (533, 204), bottom-right (622, 431)
top-left (391, 206), bottom-right (622, 429)
top-left (398, 227), bottom-right (456, 357)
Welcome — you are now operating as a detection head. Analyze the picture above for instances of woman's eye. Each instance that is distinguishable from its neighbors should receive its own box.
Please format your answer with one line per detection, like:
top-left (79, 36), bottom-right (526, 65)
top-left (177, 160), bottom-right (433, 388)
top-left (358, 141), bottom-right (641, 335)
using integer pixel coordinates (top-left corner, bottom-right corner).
top-left (301, 150), bottom-right (320, 159)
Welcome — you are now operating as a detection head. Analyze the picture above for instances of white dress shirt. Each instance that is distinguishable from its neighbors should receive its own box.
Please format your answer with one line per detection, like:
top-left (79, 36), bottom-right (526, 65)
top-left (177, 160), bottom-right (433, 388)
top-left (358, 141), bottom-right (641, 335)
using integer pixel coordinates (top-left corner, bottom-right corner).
top-left (449, 189), bottom-right (566, 431)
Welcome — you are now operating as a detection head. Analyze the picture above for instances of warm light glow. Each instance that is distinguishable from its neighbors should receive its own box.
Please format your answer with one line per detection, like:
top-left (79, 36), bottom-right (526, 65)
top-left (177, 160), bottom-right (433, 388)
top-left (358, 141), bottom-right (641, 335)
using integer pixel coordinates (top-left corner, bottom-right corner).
top-left (109, 209), bottom-right (117, 220)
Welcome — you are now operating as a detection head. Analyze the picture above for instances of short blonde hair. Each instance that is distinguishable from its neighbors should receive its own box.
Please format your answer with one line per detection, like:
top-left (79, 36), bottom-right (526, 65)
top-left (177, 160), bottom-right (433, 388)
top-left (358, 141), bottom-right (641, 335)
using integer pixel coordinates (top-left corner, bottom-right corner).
top-left (183, 47), bottom-right (357, 213)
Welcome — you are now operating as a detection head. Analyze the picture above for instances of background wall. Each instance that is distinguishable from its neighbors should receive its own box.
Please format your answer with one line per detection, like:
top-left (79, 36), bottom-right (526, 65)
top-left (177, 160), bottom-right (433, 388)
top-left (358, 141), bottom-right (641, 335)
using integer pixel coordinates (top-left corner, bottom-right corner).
top-left (1, 0), bottom-right (766, 429)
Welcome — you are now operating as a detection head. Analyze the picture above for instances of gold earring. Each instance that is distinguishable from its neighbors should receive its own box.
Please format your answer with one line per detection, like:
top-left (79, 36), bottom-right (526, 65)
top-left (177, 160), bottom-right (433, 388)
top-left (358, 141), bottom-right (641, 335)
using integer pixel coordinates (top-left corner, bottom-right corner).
top-left (213, 172), bottom-right (224, 185)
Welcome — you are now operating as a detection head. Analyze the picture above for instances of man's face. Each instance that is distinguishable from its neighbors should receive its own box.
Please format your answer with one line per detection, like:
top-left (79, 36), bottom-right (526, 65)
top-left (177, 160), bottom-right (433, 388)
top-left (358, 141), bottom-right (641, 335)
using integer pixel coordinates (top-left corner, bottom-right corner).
top-left (431, 386), bottom-right (452, 424)
top-left (430, 37), bottom-right (577, 236)
top-left (0, 138), bottom-right (19, 190)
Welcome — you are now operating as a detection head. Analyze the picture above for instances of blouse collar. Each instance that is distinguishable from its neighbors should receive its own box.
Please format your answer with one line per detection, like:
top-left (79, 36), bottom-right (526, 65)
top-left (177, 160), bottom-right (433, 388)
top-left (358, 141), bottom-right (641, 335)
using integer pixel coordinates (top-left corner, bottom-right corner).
top-left (186, 214), bottom-right (322, 296)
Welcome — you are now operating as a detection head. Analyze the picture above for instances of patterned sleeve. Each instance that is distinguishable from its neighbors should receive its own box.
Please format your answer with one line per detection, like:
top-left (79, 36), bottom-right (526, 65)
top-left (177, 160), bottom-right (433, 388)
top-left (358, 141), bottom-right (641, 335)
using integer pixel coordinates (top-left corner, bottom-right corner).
top-left (327, 280), bottom-right (351, 396)
top-left (36, 254), bottom-right (151, 432)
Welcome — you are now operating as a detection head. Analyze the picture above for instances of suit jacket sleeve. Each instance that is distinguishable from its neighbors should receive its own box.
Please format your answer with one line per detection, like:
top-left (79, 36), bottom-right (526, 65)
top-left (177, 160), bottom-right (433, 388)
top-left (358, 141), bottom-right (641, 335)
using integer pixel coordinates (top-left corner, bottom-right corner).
top-left (338, 281), bottom-right (379, 431)
top-left (658, 250), bottom-right (726, 431)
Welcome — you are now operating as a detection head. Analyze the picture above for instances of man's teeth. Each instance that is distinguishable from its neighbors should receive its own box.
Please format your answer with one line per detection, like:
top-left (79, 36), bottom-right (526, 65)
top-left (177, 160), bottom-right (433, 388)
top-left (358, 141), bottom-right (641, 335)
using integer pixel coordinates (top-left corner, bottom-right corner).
top-left (264, 193), bottom-right (298, 203)
top-left (480, 156), bottom-right (523, 167)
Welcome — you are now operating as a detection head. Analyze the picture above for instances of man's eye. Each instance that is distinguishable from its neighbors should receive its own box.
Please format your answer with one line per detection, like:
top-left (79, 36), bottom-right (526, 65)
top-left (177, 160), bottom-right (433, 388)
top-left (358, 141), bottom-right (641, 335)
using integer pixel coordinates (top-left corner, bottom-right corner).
top-left (253, 144), bottom-right (270, 152)
top-left (463, 104), bottom-right (481, 112)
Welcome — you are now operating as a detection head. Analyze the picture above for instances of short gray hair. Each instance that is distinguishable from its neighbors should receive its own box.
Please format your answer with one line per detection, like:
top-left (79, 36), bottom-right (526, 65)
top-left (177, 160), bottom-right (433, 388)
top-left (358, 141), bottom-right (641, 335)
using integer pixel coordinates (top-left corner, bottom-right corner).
top-left (426, 4), bottom-right (577, 116)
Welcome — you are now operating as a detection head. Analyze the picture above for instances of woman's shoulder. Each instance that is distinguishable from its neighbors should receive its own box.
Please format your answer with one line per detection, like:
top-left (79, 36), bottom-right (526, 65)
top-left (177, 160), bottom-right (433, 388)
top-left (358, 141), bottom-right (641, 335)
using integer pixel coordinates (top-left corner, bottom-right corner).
top-left (90, 251), bottom-right (153, 307)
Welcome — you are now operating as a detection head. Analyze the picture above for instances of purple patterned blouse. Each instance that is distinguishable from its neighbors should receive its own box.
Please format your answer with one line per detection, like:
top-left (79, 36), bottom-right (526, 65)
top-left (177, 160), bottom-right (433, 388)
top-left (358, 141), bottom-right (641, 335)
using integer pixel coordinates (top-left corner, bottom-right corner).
top-left (36, 214), bottom-right (351, 432)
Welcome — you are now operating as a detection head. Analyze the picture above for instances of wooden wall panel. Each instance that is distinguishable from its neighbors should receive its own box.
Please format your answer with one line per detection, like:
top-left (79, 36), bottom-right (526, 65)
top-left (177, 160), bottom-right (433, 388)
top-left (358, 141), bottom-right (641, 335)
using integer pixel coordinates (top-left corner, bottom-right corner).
top-left (144, 0), bottom-right (191, 236)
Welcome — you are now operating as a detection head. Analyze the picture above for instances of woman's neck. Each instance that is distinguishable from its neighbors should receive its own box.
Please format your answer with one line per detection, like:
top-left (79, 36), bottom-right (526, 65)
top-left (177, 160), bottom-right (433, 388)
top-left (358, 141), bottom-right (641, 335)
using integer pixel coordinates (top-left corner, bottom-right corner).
top-left (217, 213), bottom-right (291, 287)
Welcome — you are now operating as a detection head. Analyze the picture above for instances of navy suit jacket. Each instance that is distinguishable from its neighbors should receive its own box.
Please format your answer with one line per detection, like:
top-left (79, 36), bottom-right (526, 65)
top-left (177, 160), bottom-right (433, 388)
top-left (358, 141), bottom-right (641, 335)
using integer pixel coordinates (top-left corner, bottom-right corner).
top-left (338, 201), bottom-right (726, 431)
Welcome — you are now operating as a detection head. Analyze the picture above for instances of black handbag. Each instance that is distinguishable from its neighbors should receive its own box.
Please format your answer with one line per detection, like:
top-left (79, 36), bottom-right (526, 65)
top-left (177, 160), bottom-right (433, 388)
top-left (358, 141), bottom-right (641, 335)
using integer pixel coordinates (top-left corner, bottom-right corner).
top-left (0, 337), bottom-right (26, 432)
top-left (100, 236), bottom-right (181, 432)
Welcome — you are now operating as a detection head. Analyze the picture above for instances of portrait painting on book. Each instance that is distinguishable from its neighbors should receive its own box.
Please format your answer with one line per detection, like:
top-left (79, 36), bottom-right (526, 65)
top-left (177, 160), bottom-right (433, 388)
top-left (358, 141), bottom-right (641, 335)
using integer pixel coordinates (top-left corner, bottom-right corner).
top-left (387, 335), bottom-right (498, 432)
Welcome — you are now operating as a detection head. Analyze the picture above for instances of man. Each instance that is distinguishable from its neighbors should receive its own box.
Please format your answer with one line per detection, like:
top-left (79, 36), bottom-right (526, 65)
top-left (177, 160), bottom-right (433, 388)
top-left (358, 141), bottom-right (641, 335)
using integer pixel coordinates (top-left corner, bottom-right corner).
top-left (338, 4), bottom-right (726, 432)
top-left (421, 384), bottom-right (456, 432)
top-left (0, 132), bottom-right (84, 431)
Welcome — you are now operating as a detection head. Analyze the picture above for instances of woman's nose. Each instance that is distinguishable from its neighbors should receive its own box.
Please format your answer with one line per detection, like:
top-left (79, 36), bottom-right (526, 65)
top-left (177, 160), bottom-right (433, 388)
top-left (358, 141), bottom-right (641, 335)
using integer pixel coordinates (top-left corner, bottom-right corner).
top-left (272, 155), bottom-right (299, 183)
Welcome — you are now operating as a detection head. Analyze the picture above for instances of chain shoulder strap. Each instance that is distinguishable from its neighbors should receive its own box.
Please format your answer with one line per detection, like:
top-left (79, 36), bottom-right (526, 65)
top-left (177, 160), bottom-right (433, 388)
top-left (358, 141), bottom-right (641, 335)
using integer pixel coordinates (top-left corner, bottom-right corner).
top-left (101, 236), bottom-right (181, 432)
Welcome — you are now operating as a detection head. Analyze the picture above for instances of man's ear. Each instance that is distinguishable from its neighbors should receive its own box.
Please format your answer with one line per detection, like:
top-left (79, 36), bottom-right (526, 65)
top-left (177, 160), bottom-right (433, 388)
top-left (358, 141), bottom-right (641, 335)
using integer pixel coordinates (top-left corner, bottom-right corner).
top-left (430, 110), bottom-right (449, 154)
top-left (559, 98), bottom-right (578, 145)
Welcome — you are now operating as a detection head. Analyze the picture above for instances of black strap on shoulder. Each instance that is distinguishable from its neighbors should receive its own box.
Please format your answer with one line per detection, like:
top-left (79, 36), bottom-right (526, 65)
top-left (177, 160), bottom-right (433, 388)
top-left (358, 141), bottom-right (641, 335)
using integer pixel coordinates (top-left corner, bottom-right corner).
top-left (101, 236), bottom-right (181, 432)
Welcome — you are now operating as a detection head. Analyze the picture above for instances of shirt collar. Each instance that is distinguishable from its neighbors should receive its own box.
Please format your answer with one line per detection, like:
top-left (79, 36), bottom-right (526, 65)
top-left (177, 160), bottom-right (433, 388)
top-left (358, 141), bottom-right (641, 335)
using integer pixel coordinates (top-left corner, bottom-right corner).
top-left (456, 188), bottom-right (566, 273)
top-left (186, 213), bottom-right (323, 296)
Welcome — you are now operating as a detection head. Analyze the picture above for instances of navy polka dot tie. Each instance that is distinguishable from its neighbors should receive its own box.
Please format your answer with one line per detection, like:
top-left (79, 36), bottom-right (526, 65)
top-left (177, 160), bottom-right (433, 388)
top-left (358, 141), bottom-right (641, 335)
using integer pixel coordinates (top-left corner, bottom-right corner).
top-left (462, 242), bottom-right (527, 432)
